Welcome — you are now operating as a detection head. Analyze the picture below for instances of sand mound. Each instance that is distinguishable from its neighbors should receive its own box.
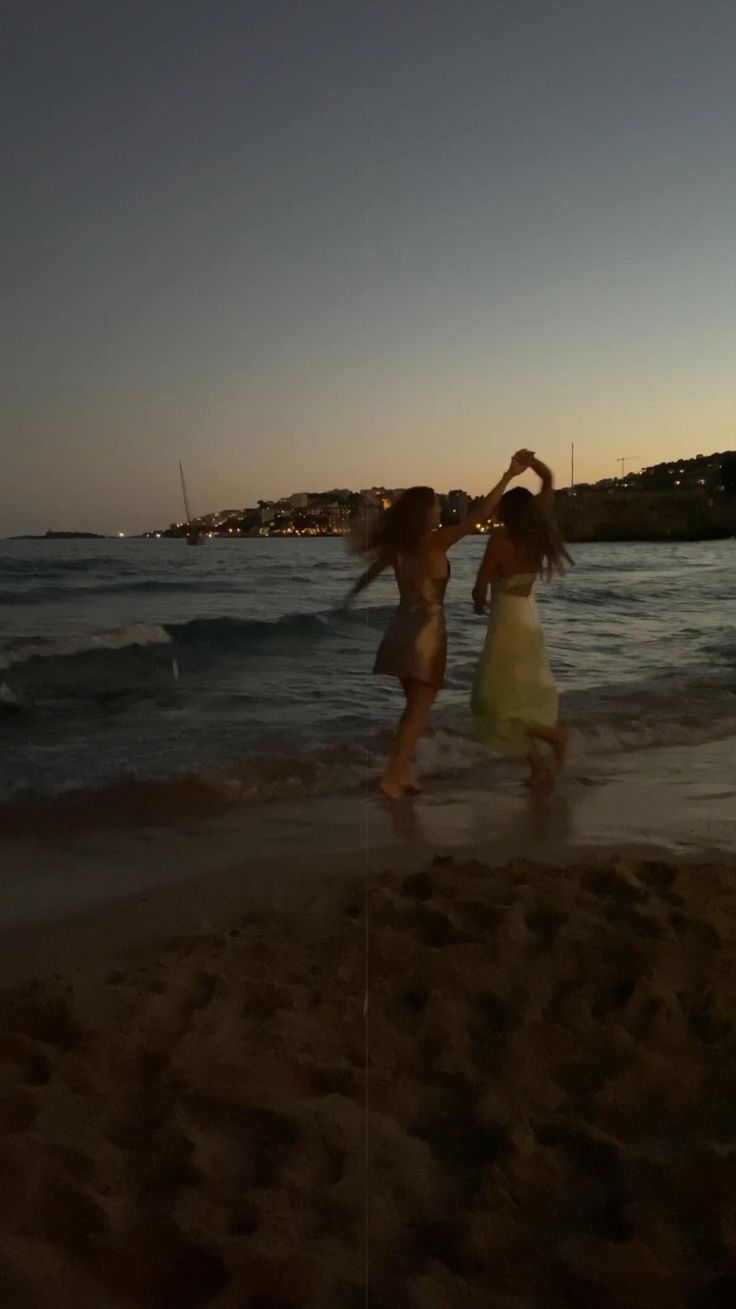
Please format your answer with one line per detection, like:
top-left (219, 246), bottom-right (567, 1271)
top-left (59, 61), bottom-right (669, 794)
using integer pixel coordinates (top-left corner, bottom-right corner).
top-left (1, 855), bottom-right (736, 1307)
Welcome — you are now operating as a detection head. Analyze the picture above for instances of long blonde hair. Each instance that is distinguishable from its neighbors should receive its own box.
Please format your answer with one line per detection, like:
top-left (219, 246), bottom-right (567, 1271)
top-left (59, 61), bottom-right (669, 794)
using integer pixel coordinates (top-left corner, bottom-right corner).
top-left (352, 487), bottom-right (436, 558)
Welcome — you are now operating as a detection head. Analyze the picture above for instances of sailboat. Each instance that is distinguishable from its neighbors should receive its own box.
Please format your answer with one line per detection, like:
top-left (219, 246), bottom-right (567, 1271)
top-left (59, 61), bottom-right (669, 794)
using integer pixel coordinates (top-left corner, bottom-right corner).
top-left (179, 461), bottom-right (204, 545)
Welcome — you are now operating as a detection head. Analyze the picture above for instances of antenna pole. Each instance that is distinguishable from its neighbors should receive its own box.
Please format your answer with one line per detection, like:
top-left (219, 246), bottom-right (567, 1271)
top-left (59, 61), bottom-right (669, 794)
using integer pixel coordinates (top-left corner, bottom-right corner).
top-left (179, 461), bottom-right (193, 524)
top-left (617, 455), bottom-right (640, 480)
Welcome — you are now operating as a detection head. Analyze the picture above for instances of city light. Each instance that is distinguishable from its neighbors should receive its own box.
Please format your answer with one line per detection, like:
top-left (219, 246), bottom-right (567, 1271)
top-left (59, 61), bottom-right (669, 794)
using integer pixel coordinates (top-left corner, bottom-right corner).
top-left (145, 455), bottom-right (731, 539)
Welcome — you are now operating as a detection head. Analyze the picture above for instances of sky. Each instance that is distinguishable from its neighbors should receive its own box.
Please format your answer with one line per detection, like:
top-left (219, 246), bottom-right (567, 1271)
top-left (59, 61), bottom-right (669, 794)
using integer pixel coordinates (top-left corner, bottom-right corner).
top-left (3, 0), bottom-right (735, 535)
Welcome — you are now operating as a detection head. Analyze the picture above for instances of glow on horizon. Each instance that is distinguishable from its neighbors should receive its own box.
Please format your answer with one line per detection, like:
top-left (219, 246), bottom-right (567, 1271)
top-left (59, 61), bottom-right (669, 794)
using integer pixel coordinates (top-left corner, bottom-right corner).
top-left (3, 0), bottom-right (735, 535)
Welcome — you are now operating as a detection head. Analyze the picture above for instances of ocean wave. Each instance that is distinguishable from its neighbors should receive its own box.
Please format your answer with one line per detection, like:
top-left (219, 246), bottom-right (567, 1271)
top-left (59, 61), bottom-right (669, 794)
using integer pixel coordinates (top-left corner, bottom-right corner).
top-left (0, 624), bottom-right (171, 671)
top-left (0, 741), bottom-right (385, 836)
top-left (167, 612), bottom-right (332, 645)
top-left (166, 606), bottom-right (394, 647)
top-left (0, 579), bottom-right (212, 605)
top-left (0, 606), bottom-right (394, 675)
top-left (2, 671), bottom-right (735, 830)
top-left (549, 588), bottom-right (636, 608)
top-left (0, 555), bottom-right (145, 577)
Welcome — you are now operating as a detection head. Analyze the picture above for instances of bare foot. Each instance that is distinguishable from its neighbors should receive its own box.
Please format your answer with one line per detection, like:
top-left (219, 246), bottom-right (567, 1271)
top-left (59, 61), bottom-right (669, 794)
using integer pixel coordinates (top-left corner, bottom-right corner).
top-left (404, 770), bottom-right (423, 796)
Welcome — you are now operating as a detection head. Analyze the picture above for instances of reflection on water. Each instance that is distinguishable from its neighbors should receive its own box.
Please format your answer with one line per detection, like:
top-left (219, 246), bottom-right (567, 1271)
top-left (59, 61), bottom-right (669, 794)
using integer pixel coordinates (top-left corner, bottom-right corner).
top-left (376, 772), bottom-right (581, 855)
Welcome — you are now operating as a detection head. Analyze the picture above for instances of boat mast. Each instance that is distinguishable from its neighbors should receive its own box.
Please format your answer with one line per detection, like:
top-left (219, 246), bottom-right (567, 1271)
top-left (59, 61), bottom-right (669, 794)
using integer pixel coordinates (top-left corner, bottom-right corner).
top-left (179, 461), bottom-right (193, 525)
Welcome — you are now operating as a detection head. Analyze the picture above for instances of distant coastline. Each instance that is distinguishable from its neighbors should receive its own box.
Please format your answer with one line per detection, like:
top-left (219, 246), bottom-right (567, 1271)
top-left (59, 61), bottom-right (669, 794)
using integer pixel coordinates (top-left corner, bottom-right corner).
top-left (5, 452), bottom-right (735, 543)
top-left (145, 450), bottom-right (736, 544)
top-left (8, 531), bottom-right (107, 540)
top-left (146, 488), bottom-right (736, 545)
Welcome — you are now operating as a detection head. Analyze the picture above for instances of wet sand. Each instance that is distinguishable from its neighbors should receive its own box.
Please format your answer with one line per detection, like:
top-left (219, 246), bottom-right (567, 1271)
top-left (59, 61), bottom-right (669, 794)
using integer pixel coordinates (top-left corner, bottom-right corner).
top-left (0, 738), bottom-right (735, 1306)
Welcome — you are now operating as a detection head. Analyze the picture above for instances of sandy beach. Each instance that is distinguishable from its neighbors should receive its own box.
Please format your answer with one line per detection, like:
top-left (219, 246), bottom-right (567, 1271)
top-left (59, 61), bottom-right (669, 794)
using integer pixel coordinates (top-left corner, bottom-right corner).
top-left (5, 0), bottom-right (736, 1297)
top-left (1, 738), bottom-right (736, 1307)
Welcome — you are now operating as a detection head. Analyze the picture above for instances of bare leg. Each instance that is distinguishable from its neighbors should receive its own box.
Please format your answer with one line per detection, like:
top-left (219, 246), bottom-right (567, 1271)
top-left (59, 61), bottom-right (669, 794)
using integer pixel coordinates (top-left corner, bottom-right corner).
top-left (378, 682), bottom-right (410, 801)
top-left (526, 745), bottom-right (552, 789)
top-left (380, 680), bottom-right (437, 799)
top-left (400, 679), bottom-right (422, 794)
top-left (526, 721), bottom-right (568, 770)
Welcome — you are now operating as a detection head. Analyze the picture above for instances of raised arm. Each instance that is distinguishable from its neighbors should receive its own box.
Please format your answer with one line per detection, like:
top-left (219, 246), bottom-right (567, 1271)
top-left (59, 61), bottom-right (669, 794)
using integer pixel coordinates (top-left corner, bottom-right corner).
top-left (528, 454), bottom-right (554, 496)
top-left (436, 453), bottom-right (528, 550)
top-left (339, 552), bottom-right (392, 611)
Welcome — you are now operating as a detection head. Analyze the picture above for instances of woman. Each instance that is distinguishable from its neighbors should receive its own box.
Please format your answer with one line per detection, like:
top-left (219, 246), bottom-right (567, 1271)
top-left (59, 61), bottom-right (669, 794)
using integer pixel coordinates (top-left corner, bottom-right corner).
top-left (471, 452), bottom-right (572, 788)
top-left (342, 453), bottom-right (528, 799)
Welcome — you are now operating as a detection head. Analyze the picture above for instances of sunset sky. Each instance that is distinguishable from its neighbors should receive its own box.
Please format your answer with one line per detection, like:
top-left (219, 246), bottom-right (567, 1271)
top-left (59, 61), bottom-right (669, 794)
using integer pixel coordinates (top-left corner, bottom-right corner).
top-left (4, 0), bottom-right (735, 535)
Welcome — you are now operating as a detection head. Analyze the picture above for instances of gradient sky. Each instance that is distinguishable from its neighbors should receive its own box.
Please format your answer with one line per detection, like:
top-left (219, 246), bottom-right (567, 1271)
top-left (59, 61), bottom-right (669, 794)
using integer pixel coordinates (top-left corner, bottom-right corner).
top-left (4, 0), bottom-right (735, 535)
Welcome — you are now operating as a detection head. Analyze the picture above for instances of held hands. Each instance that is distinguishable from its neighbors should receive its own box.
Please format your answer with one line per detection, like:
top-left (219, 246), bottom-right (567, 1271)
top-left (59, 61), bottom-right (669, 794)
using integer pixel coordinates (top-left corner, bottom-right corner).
top-left (508, 448), bottom-right (535, 478)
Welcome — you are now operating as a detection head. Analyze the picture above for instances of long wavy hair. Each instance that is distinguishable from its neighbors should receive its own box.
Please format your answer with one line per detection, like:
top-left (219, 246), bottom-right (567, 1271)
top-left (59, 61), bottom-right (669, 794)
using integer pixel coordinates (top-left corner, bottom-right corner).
top-left (498, 488), bottom-right (572, 578)
top-left (353, 486), bottom-right (437, 557)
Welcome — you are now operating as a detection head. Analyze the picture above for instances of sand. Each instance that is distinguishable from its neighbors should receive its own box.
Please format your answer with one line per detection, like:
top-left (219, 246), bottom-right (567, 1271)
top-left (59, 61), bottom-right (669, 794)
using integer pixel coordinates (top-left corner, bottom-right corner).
top-left (2, 848), bottom-right (736, 1308)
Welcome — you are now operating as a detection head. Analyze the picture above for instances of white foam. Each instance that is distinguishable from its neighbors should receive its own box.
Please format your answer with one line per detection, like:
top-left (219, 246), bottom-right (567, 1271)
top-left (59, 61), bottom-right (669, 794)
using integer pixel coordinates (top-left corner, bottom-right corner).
top-left (0, 623), bottom-right (171, 671)
top-left (418, 727), bottom-right (487, 775)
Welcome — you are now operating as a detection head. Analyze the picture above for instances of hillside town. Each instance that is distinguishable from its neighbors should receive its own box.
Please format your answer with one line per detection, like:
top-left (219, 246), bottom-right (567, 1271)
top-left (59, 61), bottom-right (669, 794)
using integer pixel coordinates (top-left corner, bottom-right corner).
top-left (148, 451), bottom-right (736, 541)
top-left (149, 486), bottom-right (477, 539)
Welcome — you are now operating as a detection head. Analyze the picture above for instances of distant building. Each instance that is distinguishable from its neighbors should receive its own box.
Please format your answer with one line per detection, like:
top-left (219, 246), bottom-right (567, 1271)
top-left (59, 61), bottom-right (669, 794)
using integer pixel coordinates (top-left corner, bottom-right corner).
top-left (323, 505), bottom-right (351, 533)
top-left (138, 452), bottom-right (736, 539)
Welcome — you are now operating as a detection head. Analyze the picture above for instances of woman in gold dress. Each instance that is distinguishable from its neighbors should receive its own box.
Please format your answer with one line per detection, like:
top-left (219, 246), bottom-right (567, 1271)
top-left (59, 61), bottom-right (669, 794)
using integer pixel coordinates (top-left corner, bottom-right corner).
top-left (343, 453), bottom-right (529, 799)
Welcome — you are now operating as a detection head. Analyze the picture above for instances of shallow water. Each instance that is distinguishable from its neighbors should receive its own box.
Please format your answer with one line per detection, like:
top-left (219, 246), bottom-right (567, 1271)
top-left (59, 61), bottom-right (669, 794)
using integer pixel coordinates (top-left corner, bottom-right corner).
top-left (1, 537), bottom-right (734, 807)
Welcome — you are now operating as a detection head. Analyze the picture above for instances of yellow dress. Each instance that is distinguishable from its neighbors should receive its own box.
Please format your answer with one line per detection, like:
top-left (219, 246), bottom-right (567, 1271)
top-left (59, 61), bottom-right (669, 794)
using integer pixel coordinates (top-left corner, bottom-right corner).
top-left (471, 573), bottom-right (558, 754)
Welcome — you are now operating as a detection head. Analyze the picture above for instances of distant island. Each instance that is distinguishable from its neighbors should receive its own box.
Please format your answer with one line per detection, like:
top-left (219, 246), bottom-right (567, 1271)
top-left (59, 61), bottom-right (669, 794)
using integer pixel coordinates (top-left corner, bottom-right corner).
top-left (146, 451), bottom-right (736, 543)
top-left (9, 530), bottom-right (107, 540)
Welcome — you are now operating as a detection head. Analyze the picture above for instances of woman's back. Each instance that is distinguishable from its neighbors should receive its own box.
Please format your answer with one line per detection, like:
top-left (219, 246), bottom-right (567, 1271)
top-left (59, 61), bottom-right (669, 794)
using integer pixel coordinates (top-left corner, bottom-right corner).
top-left (493, 570), bottom-right (536, 597)
top-left (489, 529), bottom-right (539, 593)
top-left (394, 539), bottom-right (450, 608)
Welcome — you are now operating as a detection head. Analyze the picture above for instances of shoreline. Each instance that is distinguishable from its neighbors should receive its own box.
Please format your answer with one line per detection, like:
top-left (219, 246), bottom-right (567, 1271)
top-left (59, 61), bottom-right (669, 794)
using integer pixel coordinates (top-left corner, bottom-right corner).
top-left (1, 735), bottom-right (734, 984)
top-left (2, 719), bottom-right (735, 841)
top-left (1, 736), bottom-right (735, 1305)
top-left (7, 529), bottom-right (735, 543)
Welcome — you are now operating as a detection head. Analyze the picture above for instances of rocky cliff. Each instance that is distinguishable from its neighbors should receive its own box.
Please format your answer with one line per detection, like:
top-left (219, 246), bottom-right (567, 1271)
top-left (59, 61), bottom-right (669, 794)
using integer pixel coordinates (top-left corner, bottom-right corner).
top-left (555, 491), bottom-right (736, 543)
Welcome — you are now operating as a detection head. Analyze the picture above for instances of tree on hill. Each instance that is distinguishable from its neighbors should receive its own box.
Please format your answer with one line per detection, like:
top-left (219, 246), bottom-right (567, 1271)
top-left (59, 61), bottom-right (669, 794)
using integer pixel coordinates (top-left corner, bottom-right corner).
top-left (721, 453), bottom-right (736, 496)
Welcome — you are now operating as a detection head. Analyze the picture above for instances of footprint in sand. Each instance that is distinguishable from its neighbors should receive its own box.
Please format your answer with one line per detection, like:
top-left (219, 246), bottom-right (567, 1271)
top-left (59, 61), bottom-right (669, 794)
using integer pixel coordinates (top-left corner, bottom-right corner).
top-left (0, 1087), bottom-right (38, 1133)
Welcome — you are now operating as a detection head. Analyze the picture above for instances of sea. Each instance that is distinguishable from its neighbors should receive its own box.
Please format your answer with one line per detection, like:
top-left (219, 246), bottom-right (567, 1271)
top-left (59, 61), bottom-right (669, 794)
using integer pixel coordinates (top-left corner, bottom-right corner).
top-left (1, 537), bottom-right (735, 818)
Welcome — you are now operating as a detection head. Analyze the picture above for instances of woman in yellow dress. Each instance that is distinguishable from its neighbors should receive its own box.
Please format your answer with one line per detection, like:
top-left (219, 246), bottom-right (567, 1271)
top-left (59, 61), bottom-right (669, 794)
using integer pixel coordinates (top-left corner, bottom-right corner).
top-left (343, 453), bottom-right (529, 799)
top-left (471, 453), bottom-right (572, 787)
